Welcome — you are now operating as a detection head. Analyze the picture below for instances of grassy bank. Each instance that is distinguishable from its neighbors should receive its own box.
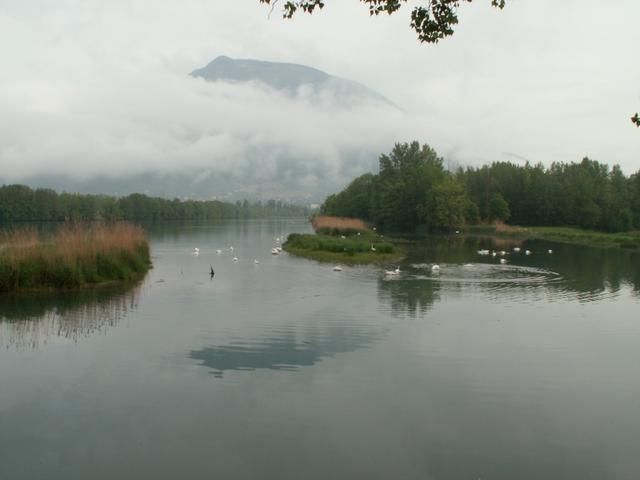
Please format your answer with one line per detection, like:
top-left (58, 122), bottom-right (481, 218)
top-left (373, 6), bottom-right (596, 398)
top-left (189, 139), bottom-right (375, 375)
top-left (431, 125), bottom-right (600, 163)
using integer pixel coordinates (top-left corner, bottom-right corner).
top-left (466, 223), bottom-right (640, 250)
top-left (284, 216), bottom-right (403, 264)
top-left (284, 233), bottom-right (403, 264)
top-left (0, 223), bottom-right (151, 293)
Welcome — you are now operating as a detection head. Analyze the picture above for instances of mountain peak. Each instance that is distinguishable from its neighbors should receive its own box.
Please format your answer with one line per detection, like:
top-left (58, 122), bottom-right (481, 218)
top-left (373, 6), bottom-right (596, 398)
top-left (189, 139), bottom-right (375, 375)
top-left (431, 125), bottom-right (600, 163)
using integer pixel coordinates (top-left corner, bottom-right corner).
top-left (190, 56), bottom-right (396, 107)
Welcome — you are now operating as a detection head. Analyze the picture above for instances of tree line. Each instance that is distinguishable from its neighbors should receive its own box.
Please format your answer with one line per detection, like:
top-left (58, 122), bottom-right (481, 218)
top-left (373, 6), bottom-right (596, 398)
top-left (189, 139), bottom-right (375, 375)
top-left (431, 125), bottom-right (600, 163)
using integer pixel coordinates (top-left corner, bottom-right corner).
top-left (322, 141), bottom-right (640, 233)
top-left (0, 185), bottom-right (309, 223)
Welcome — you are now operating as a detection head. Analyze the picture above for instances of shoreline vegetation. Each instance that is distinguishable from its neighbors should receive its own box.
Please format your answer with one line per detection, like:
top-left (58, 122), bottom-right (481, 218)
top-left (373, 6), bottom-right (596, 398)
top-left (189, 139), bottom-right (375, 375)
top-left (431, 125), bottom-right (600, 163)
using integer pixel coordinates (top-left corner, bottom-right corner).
top-left (283, 216), bottom-right (404, 264)
top-left (0, 223), bottom-right (151, 294)
top-left (322, 142), bottom-right (640, 238)
top-left (466, 223), bottom-right (640, 251)
top-left (0, 184), bottom-right (309, 222)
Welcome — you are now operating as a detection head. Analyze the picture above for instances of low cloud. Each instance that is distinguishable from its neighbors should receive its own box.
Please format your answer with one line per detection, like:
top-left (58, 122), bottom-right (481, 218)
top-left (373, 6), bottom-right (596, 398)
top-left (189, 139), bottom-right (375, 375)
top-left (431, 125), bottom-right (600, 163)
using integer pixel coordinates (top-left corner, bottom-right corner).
top-left (0, 68), bottom-right (413, 195)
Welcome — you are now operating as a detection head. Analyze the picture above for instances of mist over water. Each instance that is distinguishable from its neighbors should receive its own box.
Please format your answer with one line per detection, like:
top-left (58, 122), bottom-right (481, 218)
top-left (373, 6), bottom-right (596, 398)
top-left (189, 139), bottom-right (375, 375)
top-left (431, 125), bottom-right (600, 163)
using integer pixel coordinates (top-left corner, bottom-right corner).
top-left (1, 220), bottom-right (639, 479)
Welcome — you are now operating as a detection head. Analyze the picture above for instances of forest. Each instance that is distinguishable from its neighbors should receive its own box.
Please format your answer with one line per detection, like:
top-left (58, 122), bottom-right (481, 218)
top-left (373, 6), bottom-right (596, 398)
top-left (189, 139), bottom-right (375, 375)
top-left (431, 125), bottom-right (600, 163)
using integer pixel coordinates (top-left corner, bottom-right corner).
top-left (322, 142), bottom-right (640, 233)
top-left (0, 185), bottom-right (309, 222)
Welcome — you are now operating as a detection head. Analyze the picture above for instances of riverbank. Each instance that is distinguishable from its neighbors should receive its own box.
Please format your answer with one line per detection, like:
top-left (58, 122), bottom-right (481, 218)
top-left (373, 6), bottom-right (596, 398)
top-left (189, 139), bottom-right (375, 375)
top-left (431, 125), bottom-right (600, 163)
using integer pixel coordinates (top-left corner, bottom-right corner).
top-left (0, 223), bottom-right (151, 293)
top-left (466, 223), bottom-right (640, 250)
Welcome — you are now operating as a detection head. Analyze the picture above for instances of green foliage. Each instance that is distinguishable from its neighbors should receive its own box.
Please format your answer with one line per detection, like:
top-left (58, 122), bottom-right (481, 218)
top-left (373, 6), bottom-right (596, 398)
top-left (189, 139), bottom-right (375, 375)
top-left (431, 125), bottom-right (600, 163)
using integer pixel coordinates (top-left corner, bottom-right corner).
top-left (286, 233), bottom-right (394, 254)
top-left (324, 143), bottom-right (639, 234)
top-left (374, 142), bottom-right (446, 231)
top-left (464, 199), bottom-right (480, 225)
top-left (0, 185), bottom-right (309, 223)
top-left (260, 1), bottom-right (636, 125)
top-left (322, 174), bottom-right (375, 220)
top-left (421, 177), bottom-right (467, 231)
top-left (315, 227), bottom-right (364, 237)
top-left (284, 233), bottom-right (401, 263)
top-left (323, 142), bottom-right (476, 232)
top-left (523, 226), bottom-right (640, 251)
top-left (489, 193), bottom-right (510, 222)
top-left (459, 158), bottom-right (639, 232)
top-left (260, 0), bottom-right (506, 44)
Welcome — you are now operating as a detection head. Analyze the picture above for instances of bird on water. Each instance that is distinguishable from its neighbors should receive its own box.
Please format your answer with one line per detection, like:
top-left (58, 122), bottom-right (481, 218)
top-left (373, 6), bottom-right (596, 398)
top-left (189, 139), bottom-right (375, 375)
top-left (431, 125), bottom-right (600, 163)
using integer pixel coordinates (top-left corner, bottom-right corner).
top-left (210, 265), bottom-right (215, 278)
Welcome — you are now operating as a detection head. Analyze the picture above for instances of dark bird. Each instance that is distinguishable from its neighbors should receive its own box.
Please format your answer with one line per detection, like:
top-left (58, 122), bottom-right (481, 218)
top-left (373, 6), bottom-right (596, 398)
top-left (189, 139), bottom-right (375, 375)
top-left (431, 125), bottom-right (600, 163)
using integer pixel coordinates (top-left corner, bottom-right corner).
top-left (210, 265), bottom-right (215, 278)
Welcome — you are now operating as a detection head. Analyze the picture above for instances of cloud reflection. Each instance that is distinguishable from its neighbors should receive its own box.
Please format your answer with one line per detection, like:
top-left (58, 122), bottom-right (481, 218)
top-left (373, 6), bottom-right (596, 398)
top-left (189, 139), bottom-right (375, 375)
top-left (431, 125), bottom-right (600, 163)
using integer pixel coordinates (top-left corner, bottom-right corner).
top-left (189, 323), bottom-right (380, 377)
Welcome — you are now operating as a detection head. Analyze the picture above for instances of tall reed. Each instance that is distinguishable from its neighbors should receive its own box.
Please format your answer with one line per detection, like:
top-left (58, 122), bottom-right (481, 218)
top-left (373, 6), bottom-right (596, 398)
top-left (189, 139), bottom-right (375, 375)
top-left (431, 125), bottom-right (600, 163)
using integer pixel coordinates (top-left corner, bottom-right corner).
top-left (311, 216), bottom-right (368, 235)
top-left (0, 223), bottom-right (151, 293)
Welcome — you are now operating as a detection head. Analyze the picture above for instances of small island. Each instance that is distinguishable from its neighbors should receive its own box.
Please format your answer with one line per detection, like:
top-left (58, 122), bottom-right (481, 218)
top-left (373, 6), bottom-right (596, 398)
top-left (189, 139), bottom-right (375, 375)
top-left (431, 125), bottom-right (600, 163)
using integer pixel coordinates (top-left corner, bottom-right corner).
top-left (283, 216), bottom-right (404, 264)
top-left (0, 223), bottom-right (151, 293)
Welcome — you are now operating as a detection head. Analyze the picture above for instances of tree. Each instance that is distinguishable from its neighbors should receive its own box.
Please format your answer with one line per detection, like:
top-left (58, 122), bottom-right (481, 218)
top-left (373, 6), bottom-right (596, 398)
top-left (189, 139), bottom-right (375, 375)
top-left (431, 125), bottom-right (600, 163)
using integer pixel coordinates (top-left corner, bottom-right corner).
top-left (489, 192), bottom-right (510, 222)
top-left (260, 0), bottom-right (505, 43)
top-left (375, 141), bottom-right (445, 231)
top-left (423, 177), bottom-right (467, 231)
top-left (260, 0), bottom-right (638, 126)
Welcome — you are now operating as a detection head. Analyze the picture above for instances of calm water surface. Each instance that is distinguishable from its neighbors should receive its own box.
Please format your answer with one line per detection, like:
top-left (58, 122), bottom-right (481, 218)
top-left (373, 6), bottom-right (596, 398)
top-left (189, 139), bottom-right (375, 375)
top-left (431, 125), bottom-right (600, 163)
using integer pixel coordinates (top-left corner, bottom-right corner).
top-left (1, 220), bottom-right (639, 479)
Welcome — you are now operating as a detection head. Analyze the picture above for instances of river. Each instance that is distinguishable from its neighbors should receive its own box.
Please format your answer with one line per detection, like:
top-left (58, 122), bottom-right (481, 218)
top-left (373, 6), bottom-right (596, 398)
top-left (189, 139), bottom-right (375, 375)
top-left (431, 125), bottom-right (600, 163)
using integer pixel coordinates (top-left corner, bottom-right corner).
top-left (1, 219), bottom-right (639, 479)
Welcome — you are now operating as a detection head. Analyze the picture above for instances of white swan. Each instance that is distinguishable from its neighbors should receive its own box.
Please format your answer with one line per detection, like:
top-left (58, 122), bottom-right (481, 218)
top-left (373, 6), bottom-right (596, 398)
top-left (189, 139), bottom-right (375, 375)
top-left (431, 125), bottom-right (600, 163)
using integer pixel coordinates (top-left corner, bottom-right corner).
top-left (271, 248), bottom-right (279, 255)
top-left (233, 256), bottom-right (238, 262)
top-left (431, 264), bottom-right (440, 272)
top-left (548, 249), bottom-right (553, 254)
top-left (254, 259), bottom-right (260, 264)
top-left (371, 244), bottom-right (376, 252)
top-left (513, 247), bottom-right (521, 252)
top-left (332, 265), bottom-right (343, 271)
top-left (385, 267), bottom-right (401, 276)
top-left (216, 249), bottom-right (222, 254)
top-left (193, 247), bottom-right (200, 255)
top-left (500, 258), bottom-right (507, 264)
top-left (525, 250), bottom-right (531, 255)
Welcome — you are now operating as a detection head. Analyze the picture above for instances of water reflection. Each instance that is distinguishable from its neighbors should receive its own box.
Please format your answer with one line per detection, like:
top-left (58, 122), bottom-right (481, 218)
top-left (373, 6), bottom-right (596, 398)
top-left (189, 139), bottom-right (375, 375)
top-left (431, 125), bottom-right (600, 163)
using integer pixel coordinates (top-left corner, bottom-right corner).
top-left (0, 281), bottom-right (143, 349)
top-left (377, 276), bottom-right (441, 316)
top-left (189, 322), bottom-right (381, 377)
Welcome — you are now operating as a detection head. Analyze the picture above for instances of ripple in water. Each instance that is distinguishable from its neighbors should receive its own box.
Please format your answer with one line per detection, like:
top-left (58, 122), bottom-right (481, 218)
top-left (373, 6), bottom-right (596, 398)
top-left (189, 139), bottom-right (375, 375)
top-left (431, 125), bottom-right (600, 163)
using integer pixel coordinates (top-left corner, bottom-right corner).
top-left (398, 263), bottom-right (621, 303)
top-left (406, 262), bottom-right (562, 285)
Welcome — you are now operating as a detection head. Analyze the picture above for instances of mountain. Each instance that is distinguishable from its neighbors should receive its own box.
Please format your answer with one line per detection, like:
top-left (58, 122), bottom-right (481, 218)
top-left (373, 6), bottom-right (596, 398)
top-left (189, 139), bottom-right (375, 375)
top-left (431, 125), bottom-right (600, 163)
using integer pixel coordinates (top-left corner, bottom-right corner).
top-left (3, 58), bottom-right (397, 202)
top-left (190, 55), bottom-right (396, 107)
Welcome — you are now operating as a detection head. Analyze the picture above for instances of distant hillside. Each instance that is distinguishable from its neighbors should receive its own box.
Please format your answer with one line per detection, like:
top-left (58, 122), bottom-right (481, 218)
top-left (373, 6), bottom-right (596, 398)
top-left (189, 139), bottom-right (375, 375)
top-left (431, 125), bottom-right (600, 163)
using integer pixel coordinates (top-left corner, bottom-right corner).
top-left (190, 56), bottom-right (396, 107)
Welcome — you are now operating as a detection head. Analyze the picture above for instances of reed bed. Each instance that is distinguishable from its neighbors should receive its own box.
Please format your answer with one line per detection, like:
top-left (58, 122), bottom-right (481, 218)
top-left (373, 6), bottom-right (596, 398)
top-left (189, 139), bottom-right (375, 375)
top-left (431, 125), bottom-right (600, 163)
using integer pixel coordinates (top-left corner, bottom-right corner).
top-left (0, 223), bottom-right (151, 293)
top-left (311, 216), bottom-right (369, 236)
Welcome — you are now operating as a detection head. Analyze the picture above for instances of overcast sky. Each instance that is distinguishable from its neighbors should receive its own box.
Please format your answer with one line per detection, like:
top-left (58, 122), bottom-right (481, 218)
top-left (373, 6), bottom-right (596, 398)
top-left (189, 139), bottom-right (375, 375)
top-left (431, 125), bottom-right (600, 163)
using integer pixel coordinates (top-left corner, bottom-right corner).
top-left (0, 0), bottom-right (638, 189)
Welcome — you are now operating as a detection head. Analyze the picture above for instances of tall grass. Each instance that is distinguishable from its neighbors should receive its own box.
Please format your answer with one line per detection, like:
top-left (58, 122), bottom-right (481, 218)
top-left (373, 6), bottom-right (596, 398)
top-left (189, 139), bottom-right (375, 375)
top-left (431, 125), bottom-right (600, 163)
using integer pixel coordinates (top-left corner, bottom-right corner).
top-left (312, 216), bottom-right (368, 236)
top-left (0, 223), bottom-right (151, 293)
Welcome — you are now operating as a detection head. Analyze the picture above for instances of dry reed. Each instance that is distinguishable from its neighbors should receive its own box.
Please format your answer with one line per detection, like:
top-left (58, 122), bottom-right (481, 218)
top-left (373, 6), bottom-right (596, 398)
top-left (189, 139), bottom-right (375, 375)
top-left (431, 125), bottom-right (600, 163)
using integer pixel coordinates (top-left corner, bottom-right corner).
top-left (0, 223), bottom-right (150, 292)
top-left (311, 216), bottom-right (368, 232)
